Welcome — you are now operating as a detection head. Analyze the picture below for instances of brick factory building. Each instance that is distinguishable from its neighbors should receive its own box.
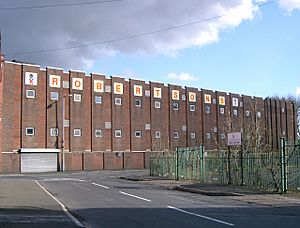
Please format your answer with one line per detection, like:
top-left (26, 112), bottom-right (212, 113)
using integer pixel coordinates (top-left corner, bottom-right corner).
top-left (0, 57), bottom-right (298, 173)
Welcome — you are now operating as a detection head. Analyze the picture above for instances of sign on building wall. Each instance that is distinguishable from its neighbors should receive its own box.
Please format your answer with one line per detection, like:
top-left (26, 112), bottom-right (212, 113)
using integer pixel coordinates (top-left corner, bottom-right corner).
top-left (72, 78), bottom-right (83, 90)
top-left (49, 75), bottom-right (61, 88)
top-left (219, 96), bottom-right (225, 105)
top-left (134, 85), bottom-right (143, 97)
top-left (94, 80), bottom-right (104, 93)
top-left (189, 92), bottom-right (196, 102)
top-left (172, 90), bottom-right (180, 100)
top-left (232, 98), bottom-right (239, 107)
top-left (228, 132), bottom-right (242, 146)
top-left (204, 94), bottom-right (211, 104)
top-left (114, 82), bottom-right (123, 95)
top-left (153, 87), bottom-right (162, 98)
top-left (25, 72), bottom-right (38, 86)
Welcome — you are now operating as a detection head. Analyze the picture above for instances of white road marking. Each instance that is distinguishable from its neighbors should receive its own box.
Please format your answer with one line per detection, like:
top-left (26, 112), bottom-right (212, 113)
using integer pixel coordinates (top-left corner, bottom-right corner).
top-left (35, 180), bottom-right (85, 227)
top-left (119, 191), bottom-right (151, 202)
top-left (92, 182), bottom-right (110, 189)
top-left (41, 178), bottom-right (86, 182)
top-left (167, 205), bottom-right (235, 226)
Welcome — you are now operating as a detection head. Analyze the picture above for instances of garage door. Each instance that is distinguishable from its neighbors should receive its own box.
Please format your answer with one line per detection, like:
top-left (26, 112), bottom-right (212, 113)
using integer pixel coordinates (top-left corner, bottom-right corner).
top-left (21, 153), bottom-right (58, 173)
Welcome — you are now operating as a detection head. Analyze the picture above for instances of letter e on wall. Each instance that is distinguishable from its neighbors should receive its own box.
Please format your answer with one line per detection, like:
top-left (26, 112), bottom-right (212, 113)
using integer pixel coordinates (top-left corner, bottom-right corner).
top-left (114, 82), bottom-right (123, 95)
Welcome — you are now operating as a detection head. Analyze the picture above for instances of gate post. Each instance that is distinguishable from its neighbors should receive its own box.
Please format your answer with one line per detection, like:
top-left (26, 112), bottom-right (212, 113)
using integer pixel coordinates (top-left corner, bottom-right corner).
top-left (175, 146), bottom-right (179, 180)
top-left (200, 144), bottom-right (204, 182)
top-left (280, 138), bottom-right (287, 194)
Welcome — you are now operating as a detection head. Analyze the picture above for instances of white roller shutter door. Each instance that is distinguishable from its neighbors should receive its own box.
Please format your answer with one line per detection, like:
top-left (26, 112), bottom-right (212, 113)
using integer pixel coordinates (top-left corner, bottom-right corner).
top-left (21, 153), bottom-right (58, 173)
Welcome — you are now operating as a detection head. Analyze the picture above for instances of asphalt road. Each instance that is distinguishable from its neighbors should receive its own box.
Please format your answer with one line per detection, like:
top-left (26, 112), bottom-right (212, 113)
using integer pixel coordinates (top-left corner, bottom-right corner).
top-left (1, 170), bottom-right (300, 228)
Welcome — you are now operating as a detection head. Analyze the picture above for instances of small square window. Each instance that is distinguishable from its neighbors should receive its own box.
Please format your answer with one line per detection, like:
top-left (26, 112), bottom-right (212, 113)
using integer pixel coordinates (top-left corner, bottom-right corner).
top-left (190, 132), bottom-right (196, 139)
top-left (213, 98), bottom-right (217, 104)
top-left (135, 130), bottom-right (142, 138)
top-left (182, 95), bottom-right (186, 101)
top-left (233, 109), bottom-right (238, 116)
top-left (155, 131), bottom-right (161, 139)
top-left (257, 111), bottom-right (261, 118)
top-left (190, 104), bottom-right (195, 112)
top-left (95, 129), bottom-right (103, 137)
top-left (213, 127), bottom-right (218, 133)
top-left (205, 106), bottom-right (211, 114)
top-left (26, 90), bottom-right (36, 99)
top-left (50, 92), bottom-right (59, 101)
top-left (50, 128), bottom-right (59, 137)
top-left (115, 97), bottom-right (122, 106)
top-left (25, 127), bottom-right (35, 136)
top-left (245, 110), bottom-right (250, 117)
top-left (74, 129), bottom-right (82, 137)
top-left (173, 102), bottom-right (179, 110)
top-left (134, 99), bottom-right (142, 107)
top-left (74, 94), bottom-right (81, 102)
top-left (282, 107), bottom-right (285, 113)
top-left (220, 133), bottom-right (225, 140)
top-left (206, 132), bottom-right (211, 140)
top-left (173, 131), bottom-right (179, 139)
top-left (115, 129), bottom-right (122, 138)
top-left (220, 107), bottom-right (225, 115)
top-left (240, 101), bottom-right (243, 107)
top-left (154, 101), bottom-right (161, 109)
top-left (95, 96), bottom-right (102, 104)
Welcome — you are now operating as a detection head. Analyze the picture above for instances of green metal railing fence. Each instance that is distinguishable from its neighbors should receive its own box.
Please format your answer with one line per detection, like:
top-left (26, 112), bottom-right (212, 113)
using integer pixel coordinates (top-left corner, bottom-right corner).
top-left (150, 139), bottom-right (300, 193)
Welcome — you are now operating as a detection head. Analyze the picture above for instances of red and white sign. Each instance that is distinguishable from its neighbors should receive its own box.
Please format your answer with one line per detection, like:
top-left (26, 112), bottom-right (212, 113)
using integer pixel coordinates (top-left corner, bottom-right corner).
top-left (219, 96), bottom-right (225, 105)
top-left (94, 80), bottom-right (104, 93)
top-left (114, 82), bottom-right (123, 95)
top-left (49, 75), bottom-right (61, 88)
top-left (134, 85), bottom-right (143, 97)
top-left (228, 132), bottom-right (242, 146)
top-left (189, 92), bottom-right (196, 102)
top-left (25, 72), bottom-right (38, 86)
top-left (153, 87), bottom-right (162, 98)
top-left (204, 94), bottom-right (211, 104)
top-left (172, 90), bottom-right (180, 100)
top-left (72, 78), bottom-right (83, 90)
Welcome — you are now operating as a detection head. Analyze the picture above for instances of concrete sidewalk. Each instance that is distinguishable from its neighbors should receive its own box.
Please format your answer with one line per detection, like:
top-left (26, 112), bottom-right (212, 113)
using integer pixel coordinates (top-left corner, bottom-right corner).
top-left (0, 179), bottom-right (78, 227)
top-left (120, 174), bottom-right (300, 207)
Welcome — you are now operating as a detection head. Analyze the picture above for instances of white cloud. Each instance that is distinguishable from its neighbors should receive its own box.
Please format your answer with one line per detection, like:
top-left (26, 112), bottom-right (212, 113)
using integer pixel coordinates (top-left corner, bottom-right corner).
top-left (0, 0), bottom-right (258, 69)
top-left (167, 72), bottom-right (199, 81)
top-left (279, 0), bottom-right (300, 12)
top-left (296, 87), bottom-right (300, 96)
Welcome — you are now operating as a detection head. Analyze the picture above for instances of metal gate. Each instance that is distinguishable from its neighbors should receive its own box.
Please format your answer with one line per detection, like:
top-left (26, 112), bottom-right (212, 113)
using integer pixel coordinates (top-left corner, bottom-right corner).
top-left (280, 139), bottom-right (300, 193)
top-left (20, 148), bottom-right (59, 173)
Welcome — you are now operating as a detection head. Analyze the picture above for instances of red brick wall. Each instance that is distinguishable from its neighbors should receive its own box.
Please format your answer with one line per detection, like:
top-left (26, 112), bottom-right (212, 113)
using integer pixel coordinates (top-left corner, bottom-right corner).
top-left (150, 82), bottom-right (170, 152)
top-left (129, 79), bottom-right (151, 152)
top-left (111, 77), bottom-right (130, 152)
top-left (169, 85), bottom-right (187, 150)
top-left (186, 87), bottom-right (202, 147)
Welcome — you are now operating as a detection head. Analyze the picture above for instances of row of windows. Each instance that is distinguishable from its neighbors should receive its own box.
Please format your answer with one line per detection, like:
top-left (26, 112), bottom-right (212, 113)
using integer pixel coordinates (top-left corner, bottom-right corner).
top-left (25, 127), bottom-right (225, 141)
top-left (25, 90), bottom-right (262, 117)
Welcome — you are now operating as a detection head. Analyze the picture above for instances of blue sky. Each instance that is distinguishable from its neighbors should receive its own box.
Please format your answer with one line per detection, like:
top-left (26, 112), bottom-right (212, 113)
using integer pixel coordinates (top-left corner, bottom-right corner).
top-left (1, 0), bottom-right (300, 98)
top-left (90, 2), bottom-right (300, 98)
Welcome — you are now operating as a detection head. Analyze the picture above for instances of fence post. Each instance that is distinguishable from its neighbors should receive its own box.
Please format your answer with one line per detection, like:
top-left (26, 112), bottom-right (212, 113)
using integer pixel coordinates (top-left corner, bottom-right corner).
top-left (176, 146), bottom-right (179, 181)
top-left (280, 138), bottom-right (287, 194)
top-left (200, 144), bottom-right (204, 182)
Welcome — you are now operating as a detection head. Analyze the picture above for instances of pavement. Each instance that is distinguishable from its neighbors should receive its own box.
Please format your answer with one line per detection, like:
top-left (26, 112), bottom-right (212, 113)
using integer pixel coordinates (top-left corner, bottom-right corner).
top-left (119, 174), bottom-right (300, 207)
top-left (0, 178), bottom-right (78, 227)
